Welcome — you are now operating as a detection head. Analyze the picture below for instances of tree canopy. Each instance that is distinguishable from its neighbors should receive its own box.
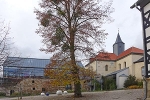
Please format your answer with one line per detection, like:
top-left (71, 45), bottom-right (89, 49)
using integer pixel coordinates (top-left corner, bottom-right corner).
top-left (35, 0), bottom-right (113, 97)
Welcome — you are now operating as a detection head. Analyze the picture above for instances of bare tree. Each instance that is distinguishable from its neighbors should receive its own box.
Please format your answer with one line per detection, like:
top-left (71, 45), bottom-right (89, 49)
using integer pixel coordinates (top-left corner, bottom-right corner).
top-left (0, 20), bottom-right (11, 61)
top-left (35, 0), bottom-right (113, 97)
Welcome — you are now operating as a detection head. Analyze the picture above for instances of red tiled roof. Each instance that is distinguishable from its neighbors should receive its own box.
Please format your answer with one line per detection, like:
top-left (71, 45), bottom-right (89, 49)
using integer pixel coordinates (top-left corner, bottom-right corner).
top-left (116, 46), bottom-right (143, 60)
top-left (90, 47), bottom-right (143, 62)
top-left (90, 52), bottom-right (117, 61)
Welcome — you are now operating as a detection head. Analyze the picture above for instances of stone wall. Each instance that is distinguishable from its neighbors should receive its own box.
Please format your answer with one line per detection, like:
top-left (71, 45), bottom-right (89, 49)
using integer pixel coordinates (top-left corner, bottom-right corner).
top-left (14, 78), bottom-right (65, 94)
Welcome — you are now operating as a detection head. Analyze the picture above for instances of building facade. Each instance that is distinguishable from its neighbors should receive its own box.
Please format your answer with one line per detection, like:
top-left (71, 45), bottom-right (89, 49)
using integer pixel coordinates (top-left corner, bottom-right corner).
top-left (0, 57), bottom-right (84, 95)
top-left (85, 33), bottom-right (144, 89)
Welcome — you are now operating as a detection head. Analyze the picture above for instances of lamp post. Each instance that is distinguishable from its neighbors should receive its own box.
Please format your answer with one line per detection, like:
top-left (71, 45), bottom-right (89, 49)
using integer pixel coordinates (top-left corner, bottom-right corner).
top-left (131, 0), bottom-right (150, 99)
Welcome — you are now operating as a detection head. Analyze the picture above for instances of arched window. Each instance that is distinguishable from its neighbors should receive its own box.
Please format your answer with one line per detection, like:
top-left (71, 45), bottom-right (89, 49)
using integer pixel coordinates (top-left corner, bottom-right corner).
top-left (119, 64), bottom-right (121, 69)
top-left (124, 62), bottom-right (126, 68)
top-left (105, 65), bottom-right (108, 71)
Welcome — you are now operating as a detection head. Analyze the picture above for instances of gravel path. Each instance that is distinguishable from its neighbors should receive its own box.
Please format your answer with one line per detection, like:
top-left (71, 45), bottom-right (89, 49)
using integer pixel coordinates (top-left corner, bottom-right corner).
top-left (1, 89), bottom-right (144, 100)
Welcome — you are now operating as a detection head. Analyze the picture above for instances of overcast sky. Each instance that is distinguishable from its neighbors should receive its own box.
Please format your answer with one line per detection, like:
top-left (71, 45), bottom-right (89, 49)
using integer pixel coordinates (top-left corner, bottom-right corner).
top-left (0, 0), bottom-right (143, 61)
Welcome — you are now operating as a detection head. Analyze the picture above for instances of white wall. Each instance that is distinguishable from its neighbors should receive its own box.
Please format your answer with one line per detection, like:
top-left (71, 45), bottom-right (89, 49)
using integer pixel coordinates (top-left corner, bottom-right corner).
top-left (118, 76), bottom-right (127, 89)
top-left (116, 68), bottom-right (129, 89)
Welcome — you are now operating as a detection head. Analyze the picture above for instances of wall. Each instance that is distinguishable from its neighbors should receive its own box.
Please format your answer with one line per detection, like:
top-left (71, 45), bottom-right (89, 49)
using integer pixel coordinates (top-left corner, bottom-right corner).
top-left (116, 68), bottom-right (129, 89)
top-left (15, 78), bottom-right (61, 94)
top-left (96, 61), bottom-right (116, 76)
top-left (14, 78), bottom-right (87, 94)
top-left (132, 54), bottom-right (143, 76)
top-left (86, 60), bottom-right (116, 76)
top-left (134, 62), bottom-right (144, 80)
top-left (116, 55), bottom-right (133, 74)
top-left (118, 76), bottom-right (127, 89)
top-left (116, 54), bottom-right (143, 75)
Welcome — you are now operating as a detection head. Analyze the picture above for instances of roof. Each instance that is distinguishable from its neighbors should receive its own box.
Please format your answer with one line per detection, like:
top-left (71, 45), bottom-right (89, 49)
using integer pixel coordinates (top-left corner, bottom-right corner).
top-left (96, 52), bottom-right (117, 61)
top-left (119, 74), bottom-right (128, 77)
top-left (116, 46), bottom-right (143, 60)
top-left (3, 57), bottom-right (50, 68)
top-left (89, 47), bottom-right (143, 62)
top-left (3, 57), bottom-right (84, 68)
top-left (134, 57), bottom-right (144, 63)
top-left (106, 67), bottom-right (129, 77)
top-left (85, 47), bottom-right (144, 67)
top-left (113, 33), bottom-right (124, 45)
top-left (130, 0), bottom-right (150, 9)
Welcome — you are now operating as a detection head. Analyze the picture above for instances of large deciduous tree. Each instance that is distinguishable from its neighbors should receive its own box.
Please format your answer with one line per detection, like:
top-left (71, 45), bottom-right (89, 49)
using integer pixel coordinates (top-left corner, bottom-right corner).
top-left (35, 0), bottom-right (113, 97)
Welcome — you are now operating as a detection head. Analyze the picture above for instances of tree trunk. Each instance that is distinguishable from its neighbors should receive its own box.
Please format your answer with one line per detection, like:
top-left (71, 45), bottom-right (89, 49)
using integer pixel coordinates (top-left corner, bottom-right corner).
top-left (71, 54), bottom-right (82, 97)
top-left (70, 42), bottom-right (82, 97)
top-left (74, 75), bottom-right (82, 97)
top-left (68, 0), bottom-right (82, 96)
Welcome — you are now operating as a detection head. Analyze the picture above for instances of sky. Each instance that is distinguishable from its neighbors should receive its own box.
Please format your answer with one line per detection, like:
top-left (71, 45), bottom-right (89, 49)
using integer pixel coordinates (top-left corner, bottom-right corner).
top-left (0, 0), bottom-right (143, 63)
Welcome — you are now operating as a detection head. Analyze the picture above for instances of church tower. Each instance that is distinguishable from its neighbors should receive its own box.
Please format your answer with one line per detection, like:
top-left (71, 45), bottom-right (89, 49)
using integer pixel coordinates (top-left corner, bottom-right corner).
top-left (113, 32), bottom-right (125, 56)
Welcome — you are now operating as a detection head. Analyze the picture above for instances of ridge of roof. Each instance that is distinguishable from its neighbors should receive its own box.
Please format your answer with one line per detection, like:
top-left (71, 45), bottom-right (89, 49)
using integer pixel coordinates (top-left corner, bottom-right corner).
top-left (116, 46), bottom-right (143, 60)
top-left (95, 52), bottom-right (117, 61)
top-left (7, 57), bottom-right (50, 60)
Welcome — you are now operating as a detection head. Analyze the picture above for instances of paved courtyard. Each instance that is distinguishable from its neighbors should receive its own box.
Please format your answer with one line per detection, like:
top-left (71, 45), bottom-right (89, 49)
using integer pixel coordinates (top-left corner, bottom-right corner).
top-left (0, 89), bottom-right (144, 100)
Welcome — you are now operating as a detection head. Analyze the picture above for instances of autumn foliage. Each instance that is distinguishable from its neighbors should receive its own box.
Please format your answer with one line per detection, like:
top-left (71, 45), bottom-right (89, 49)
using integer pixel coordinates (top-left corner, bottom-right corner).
top-left (44, 60), bottom-right (95, 88)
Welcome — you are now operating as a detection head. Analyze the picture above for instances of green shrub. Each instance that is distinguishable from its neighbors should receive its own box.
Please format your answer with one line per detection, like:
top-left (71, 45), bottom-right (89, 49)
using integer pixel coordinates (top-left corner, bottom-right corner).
top-left (137, 80), bottom-right (143, 87)
top-left (67, 90), bottom-right (73, 93)
top-left (22, 93), bottom-right (32, 96)
top-left (109, 82), bottom-right (116, 90)
top-left (10, 92), bottom-right (19, 97)
top-left (93, 79), bottom-right (101, 91)
top-left (103, 76), bottom-right (116, 90)
top-left (0, 92), bottom-right (6, 96)
top-left (124, 75), bottom-right (138, 88)
top-left (11, 92), bottom-right (33, 97)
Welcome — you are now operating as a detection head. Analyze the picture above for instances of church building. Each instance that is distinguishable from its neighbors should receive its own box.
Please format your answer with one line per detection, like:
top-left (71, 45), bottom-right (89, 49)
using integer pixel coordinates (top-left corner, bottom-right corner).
top-left (85, 32), bottom-right (144, 89)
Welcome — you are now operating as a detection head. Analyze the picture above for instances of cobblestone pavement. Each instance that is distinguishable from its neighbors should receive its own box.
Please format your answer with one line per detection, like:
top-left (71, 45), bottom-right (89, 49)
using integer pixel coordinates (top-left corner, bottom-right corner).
top-left (0, 89), bottom-right (144, 100)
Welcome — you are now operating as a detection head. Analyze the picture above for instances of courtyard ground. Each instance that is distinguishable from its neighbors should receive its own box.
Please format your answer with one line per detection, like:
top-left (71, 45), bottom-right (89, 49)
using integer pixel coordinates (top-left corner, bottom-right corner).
top-left (0, 89), bottom-right (144, 100)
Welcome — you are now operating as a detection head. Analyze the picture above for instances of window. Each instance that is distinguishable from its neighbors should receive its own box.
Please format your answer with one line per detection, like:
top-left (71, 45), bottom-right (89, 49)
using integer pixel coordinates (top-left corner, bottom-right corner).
top-left (32, 80), bottom-right (34, 83)
top-left (119, 64), bottom-right (121, 69)
top-left (33, 88), bottom-right (35, 90)
top-left (141, 66), bottom-right (145, 76)
top-left (124, 62), bottom-right (126, 68)
top-left (105, 65), bottom-right (108, 71)
top-left (42, 88), bottom-right (45, 92)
